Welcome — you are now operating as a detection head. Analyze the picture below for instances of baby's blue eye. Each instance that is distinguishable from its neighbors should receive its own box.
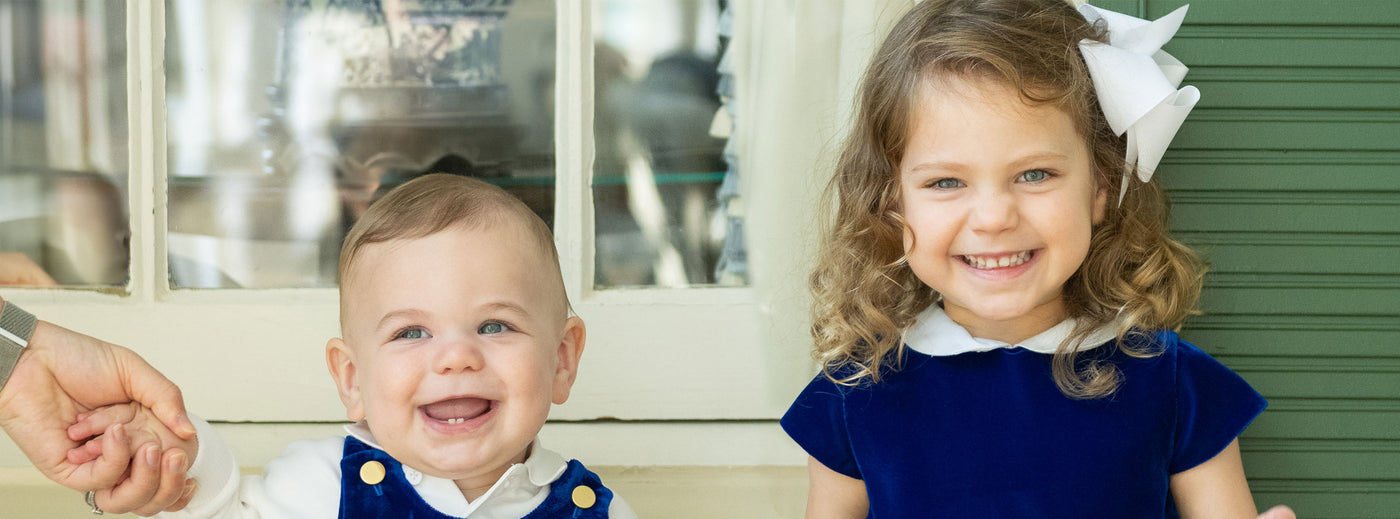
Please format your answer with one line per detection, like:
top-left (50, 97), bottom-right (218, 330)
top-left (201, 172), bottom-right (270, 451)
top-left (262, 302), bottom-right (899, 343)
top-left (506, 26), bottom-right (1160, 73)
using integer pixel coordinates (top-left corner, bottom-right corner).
top-left (396, 328), bottom-right (428, 340)
top-left (1019, 169), bottom-right (1050, 182)
top-left (931, 178), bottom-right (963, 189)
top-left (478, 321), bottom-right (507, 335)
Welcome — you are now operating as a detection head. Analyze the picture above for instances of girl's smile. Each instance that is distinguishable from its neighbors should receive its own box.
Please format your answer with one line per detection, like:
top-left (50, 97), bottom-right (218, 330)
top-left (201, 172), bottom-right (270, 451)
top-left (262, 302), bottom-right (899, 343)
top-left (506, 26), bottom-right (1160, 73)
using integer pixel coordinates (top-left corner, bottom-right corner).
top-left (899, 76), bottom-right (1107, 343)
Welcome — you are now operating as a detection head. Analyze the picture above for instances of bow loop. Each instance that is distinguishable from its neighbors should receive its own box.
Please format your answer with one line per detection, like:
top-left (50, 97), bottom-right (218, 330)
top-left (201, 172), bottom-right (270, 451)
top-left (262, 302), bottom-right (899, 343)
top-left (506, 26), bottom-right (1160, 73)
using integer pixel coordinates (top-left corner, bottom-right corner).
top-left (1076, 4), bottom-right (1199, 204)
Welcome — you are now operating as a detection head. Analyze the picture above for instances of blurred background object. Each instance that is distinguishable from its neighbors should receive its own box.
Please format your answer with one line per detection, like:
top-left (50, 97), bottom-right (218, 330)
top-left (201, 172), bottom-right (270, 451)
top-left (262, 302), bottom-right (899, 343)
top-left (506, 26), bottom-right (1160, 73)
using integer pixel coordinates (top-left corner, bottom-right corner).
top-left (0, 1), bottom-right (129, 287)
top-left (166, 0), bottom-right (558, 288)
top-left (592, 0), bottom-right (744, 288)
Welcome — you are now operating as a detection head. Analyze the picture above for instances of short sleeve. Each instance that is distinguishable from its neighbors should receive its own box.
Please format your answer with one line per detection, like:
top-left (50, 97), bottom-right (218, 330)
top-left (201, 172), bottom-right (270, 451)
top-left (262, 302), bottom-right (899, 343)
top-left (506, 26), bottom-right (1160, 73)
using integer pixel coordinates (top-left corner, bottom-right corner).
top-left (1170, 336), bottom-right (1268, 474)
top-left (781, 373), bottom-right (861, 479)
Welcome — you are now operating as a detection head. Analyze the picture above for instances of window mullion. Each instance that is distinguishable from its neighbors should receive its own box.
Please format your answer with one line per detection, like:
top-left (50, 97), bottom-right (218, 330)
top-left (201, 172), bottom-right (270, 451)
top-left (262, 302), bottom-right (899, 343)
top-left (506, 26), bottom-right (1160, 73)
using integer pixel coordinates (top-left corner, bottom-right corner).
top-left (555, 0), bottom-right (595, 303)
top-left (125, 0), bottom-right (168, 301)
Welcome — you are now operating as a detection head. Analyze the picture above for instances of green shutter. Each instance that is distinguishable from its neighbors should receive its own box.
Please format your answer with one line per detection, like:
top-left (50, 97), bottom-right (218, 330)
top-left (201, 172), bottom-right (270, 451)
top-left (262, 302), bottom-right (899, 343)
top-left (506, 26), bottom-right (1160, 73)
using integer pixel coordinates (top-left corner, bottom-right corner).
top-left (1094, 0), bottom-right (1400, 515)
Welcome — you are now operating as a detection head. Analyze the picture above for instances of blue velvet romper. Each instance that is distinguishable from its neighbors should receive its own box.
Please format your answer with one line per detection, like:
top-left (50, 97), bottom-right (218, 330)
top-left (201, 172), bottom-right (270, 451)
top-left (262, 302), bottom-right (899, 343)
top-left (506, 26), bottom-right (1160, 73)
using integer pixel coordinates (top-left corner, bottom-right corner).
top-left (782, 310), bottom-right (1266, 518)
top-left (338, 436), bottom-right (613, 519)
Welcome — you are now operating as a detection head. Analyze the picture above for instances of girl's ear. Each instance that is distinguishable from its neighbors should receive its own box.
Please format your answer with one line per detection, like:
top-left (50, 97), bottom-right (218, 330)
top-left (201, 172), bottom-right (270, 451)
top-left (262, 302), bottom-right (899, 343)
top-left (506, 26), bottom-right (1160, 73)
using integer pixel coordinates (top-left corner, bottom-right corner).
top-left (326, 337), bottom-right (366, 422)
top-left (550, 316), bottom-right (587, 405)
top-left (1092, 186), bottom-right (1109, 225)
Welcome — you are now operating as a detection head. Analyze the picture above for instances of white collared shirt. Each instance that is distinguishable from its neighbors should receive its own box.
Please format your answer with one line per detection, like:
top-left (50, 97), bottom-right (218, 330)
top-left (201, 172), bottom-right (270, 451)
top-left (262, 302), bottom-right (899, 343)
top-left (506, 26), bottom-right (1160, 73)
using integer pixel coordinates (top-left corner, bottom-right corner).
top-left (169, 418), bottom-right (636, 519)
top-left (902, 304), bottom-right (1122, 357)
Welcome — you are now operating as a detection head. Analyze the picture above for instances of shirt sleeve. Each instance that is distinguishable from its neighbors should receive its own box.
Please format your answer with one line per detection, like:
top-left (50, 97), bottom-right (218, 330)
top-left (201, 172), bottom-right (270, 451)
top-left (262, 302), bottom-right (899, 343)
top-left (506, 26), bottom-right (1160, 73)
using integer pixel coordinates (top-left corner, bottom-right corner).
top-left (607, 493), bottom-right (639, 519)
top-left (160, 416), bottom-right (343, 519)
top-left (1170, 336), bottom-right (1268, 474)
top-left (780, 372), bottom-right (861, 480)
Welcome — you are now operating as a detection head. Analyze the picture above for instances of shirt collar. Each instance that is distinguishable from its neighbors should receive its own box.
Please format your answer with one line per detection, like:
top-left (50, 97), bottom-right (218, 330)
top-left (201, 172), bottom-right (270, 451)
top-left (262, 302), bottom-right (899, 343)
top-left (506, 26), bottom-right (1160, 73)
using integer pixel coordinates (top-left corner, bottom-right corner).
top-left (903, 304), bottom-right (1121, 357)
top-left (343, 422), bottom-right (569, 516)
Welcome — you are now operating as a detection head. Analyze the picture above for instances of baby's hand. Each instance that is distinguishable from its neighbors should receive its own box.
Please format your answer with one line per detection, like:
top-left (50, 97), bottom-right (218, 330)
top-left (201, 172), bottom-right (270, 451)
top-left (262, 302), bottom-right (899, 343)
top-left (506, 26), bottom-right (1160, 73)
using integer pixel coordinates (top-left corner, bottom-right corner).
top-left (66, 403), bottom-right (201, 515)
top-left (66, 402), bottom-right (199, 468)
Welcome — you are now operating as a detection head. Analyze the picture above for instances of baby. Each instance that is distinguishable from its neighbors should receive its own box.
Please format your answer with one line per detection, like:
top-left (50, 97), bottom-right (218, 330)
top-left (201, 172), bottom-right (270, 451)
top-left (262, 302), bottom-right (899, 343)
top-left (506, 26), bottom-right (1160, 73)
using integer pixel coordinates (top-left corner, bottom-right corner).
top-left (68, 174), bottom-right (636, 518)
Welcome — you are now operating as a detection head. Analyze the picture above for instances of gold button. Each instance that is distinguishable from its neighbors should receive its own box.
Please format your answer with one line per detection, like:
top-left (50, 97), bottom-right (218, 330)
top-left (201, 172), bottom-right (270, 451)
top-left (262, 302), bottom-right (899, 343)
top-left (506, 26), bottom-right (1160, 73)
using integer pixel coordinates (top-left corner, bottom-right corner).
top-left (571, 485), bottom-right (597, 509)
top-left (360, 461), bottom-right (386, 486)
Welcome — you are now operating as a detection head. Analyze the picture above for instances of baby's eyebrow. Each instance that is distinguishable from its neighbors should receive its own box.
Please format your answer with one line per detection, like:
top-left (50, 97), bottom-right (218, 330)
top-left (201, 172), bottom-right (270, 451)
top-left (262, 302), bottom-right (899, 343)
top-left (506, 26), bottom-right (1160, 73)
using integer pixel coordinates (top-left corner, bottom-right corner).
top-left (376, 309), bottom-right (429, 332)
top-left (480, 301), bottom-right (531, 318)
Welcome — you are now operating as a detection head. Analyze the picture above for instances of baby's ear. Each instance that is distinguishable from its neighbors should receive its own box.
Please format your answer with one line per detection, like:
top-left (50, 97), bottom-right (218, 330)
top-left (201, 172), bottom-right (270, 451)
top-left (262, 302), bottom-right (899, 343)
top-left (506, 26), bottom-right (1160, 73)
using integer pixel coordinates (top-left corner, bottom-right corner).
top-left (326, 338), bottom-right (366, 422)
top-left (550, 316), bottom-right (587, 405)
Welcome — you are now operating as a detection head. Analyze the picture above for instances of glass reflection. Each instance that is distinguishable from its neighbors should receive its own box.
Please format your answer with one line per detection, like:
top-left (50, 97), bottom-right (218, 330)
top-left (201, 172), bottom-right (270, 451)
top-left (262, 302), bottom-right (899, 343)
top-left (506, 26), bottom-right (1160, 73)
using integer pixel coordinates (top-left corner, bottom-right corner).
top-left (0, 1), bottom-right (129, 287)
top-left (166, 0), bottom-right (555, 288)
top-left (593, 0), bottom-right (745, 288)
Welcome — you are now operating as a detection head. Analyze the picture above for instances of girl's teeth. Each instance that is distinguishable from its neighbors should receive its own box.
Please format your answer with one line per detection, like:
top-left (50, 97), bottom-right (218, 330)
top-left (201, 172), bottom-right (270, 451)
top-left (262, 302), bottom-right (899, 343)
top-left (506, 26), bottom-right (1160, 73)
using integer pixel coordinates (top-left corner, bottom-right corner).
top-left (964, 251), bottom-right (1031, 269)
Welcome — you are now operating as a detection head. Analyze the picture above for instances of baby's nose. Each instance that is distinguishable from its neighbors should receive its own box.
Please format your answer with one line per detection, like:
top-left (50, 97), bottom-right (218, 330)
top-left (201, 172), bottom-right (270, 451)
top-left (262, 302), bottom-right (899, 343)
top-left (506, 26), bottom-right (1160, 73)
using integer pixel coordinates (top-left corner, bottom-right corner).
top-left (433, 338), bottom-right (485, 374)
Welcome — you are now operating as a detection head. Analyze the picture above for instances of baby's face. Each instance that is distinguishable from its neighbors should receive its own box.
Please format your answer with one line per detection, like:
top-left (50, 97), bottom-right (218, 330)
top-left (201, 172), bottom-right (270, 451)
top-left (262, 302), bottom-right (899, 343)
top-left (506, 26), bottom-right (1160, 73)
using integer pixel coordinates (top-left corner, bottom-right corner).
top-left (327, 221), bottom-right (582, 488)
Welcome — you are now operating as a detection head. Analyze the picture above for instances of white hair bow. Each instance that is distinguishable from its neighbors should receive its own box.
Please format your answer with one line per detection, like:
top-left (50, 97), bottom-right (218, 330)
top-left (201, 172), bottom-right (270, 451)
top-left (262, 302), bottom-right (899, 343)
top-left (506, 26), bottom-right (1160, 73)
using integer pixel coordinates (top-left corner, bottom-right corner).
top-left (1077, 4), bottom-right (1200, 204)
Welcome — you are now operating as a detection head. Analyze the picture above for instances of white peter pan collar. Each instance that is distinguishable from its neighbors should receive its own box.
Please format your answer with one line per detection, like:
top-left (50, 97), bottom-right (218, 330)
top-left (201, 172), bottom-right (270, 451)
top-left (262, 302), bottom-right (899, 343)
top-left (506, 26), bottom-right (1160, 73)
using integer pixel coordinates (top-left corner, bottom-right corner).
top-left (344, 422), bottom-right (569, 518)
top-left (903, 304), bottom-right (1122, 357)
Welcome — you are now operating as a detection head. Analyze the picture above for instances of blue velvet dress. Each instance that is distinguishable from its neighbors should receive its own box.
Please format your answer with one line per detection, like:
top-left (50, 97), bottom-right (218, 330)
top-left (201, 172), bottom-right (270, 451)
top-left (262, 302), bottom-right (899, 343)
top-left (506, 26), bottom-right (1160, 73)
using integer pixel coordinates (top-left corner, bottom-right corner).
top-left (781, 312), bottom-right (1265, 518)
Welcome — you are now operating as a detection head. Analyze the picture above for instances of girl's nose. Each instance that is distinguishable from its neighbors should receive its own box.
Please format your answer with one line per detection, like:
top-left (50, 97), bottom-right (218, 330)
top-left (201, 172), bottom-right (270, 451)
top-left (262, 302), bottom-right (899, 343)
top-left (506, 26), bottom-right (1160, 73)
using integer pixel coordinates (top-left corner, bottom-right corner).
top-left (968, 188), bottom-right (1019, 234)
top-left (434, 338), bottom-right (485, 374)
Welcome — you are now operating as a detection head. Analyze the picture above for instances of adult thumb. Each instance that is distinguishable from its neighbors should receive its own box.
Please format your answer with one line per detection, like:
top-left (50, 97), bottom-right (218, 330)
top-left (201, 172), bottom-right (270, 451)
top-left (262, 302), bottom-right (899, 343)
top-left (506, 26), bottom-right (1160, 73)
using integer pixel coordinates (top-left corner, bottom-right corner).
top-left (119, 351), bottom-right (195, 439)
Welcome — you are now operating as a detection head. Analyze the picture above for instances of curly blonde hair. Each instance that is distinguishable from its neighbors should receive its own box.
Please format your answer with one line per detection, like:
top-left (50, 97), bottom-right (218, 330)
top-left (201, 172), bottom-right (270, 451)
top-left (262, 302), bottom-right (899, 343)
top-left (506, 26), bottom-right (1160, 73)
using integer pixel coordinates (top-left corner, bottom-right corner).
top-left (811, 0), bottom-right (1206, 398)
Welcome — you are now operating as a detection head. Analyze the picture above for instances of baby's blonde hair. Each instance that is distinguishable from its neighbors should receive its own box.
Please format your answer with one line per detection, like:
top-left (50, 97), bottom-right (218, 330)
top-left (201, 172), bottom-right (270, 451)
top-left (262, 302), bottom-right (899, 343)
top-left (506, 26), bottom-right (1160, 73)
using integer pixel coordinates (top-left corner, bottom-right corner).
top-left (811, 0), bottom-right (1206, 398)
top-left (337, 174), bottom-right (570, 321)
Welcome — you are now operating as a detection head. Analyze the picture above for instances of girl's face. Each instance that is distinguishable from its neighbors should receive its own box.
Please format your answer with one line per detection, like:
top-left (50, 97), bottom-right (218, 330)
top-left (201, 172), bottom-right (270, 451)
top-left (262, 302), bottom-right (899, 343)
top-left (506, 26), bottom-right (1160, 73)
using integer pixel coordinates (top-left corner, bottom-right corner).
top-left (898, 76), bottom-right (1107, 343)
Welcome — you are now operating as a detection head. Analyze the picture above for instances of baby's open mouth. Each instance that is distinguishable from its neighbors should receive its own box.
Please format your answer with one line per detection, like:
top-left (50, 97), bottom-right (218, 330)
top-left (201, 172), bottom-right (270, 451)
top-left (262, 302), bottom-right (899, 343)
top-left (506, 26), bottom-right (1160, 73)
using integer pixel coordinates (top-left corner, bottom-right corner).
top-left (421, 397), bottom-right (493, 425)
top-left (959, 250), bottom-right (1034, 270)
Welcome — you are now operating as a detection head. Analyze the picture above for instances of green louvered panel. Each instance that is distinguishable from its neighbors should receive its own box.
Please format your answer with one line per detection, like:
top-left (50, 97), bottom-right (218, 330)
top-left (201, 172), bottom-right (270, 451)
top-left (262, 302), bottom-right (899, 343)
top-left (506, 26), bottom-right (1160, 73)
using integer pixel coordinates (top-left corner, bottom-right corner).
top-left (1119, 0), bottom-right (1400, 516)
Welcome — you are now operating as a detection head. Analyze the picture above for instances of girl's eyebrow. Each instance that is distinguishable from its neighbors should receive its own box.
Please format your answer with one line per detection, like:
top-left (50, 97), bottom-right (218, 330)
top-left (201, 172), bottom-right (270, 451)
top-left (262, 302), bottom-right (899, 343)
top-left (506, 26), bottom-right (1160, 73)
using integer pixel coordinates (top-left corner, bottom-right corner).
top-left (906, 151), bottom-right (1073, 175)
top-left (1005, 151), bottom-right (1072, 169)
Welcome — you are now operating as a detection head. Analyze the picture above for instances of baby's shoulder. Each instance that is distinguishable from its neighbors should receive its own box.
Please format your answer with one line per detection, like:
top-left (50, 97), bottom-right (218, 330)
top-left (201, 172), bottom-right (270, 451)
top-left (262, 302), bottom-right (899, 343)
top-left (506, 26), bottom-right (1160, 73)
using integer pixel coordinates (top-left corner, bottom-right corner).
top-left (262, 436), bottom-right (347, 484)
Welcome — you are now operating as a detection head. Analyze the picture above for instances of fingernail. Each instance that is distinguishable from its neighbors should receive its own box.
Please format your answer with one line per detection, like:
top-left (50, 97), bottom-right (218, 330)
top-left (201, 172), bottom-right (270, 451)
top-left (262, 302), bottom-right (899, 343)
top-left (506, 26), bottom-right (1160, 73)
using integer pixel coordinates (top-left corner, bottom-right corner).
top-left (169, 452), bottom-right (187, 472)
top-left (183, 478), bottom-right (198, 498)
top-left (177, 414), bottom-right (197, 437)
top-left (145, 445), bottom-right (160, 467)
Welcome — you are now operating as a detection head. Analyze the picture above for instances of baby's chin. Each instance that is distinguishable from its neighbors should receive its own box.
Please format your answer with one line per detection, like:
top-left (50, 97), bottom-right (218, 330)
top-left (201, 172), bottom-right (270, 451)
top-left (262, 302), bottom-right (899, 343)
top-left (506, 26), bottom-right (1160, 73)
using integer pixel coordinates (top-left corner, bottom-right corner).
top-left (388, 440), bottom-right (532, 482)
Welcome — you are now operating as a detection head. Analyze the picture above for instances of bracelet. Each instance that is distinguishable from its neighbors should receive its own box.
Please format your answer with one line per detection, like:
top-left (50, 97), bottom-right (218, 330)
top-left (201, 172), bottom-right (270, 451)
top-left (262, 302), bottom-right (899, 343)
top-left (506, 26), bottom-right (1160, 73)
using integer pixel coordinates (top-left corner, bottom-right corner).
top-left (0, 300), bottom-right (38, 391)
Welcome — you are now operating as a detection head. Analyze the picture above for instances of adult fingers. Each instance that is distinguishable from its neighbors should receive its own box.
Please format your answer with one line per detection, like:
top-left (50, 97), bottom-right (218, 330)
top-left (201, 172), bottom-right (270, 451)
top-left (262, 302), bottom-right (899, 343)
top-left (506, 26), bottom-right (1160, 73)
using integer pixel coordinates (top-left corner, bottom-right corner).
top-left (132, 449), bottom-right (191, 517)
top-left (94, 443), bottom-right (162, 515)
top-left (116, 349), bottom-right (196, 440)
top-left (165, 478), bottom-right (199, 513)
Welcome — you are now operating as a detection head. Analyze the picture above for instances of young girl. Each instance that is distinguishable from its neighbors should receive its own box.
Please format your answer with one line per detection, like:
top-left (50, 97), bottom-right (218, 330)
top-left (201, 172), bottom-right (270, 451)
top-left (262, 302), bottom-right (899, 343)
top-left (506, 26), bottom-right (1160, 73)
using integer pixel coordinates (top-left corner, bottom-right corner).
top-left (781, 1), bottom-right (1293, 517)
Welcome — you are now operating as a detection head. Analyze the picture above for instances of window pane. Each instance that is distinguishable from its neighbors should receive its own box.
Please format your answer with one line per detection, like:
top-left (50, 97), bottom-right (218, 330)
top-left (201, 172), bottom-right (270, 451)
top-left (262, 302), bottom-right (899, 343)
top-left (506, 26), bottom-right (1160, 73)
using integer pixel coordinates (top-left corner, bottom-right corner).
top-left (0, 1), bottom-right (129, 287)
top-left (166, 0), bottom-right (556, 288)
top-left (592, 0), bottom-right (745, 288)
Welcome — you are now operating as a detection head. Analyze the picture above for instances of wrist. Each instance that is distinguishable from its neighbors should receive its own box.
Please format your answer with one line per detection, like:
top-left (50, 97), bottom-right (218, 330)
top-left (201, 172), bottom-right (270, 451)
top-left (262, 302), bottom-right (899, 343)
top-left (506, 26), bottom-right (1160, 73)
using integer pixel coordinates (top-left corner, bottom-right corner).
top-left (0, 299), bottom-right (38, 393)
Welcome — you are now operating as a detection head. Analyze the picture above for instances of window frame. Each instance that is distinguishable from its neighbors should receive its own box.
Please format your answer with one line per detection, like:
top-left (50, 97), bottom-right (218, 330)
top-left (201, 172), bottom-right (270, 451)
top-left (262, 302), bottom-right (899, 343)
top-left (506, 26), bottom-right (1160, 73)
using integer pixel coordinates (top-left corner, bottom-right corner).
top-left (0, 0), bottom-right (816, 427)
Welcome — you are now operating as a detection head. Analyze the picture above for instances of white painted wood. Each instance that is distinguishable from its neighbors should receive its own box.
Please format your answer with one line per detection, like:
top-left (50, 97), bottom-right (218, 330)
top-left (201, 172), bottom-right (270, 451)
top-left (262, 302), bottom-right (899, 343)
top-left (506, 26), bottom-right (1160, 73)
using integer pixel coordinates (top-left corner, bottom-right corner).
top-left (0, 421), bottom-right (807, 468)
top-left (0, 0), bottom-right (908, 460)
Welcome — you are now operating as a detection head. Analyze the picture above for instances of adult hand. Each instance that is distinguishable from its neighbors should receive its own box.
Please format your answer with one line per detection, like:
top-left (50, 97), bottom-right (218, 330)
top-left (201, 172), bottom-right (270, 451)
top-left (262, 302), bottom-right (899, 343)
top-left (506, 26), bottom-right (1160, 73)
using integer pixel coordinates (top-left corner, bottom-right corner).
top-left (0, 297), bottom-right (197, 512)
top-left (0, 252), bottom-right (58, 286)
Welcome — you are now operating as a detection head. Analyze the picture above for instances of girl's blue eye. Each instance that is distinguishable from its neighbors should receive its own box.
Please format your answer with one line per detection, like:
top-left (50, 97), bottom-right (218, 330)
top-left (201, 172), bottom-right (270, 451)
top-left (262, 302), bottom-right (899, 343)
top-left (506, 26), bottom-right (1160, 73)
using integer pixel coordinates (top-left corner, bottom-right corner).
top-left (396, 327), bottom-right (428, 340)
top-left (478, 321), bottom-right (507, 335)
top-left (1019, 169), bottom-right (1050, 182)
top-left (931, 178), bottom-right (963, 189)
